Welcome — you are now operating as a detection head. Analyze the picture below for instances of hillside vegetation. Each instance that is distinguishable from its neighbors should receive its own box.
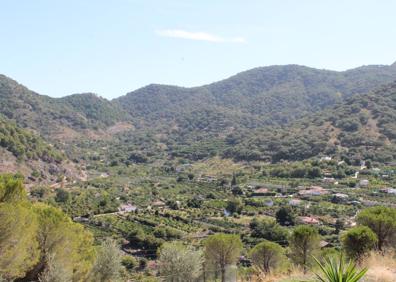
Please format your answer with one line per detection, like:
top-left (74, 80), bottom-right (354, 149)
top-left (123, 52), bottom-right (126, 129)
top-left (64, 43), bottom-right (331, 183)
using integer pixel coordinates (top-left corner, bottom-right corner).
top-left (0, 75), bottom-right (128, 139)
top-left (224, 81), bottom-right (396, 163)
top-left (0, 116), bottom-right (63, 162)
top-left (1, 62), bottom-right (396, 281)
top-left (116, 64), bottom-right (396, 125)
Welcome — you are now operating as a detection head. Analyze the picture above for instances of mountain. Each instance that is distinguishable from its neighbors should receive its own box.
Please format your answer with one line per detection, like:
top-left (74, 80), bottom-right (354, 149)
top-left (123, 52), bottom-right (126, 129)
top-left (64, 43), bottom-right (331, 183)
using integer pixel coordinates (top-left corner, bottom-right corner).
top-left (224, 81), bottom-right (396, 164)
top-left (59, 93), bottom-right (128, 128)
top-left (116, 64), bottom-right (396, 126)
top-left (0, 115), bottom-right (63, 162)
top-left (0, 115), bottom-right (85, 183)
top-left (110, 63), bottom-right (396, 162)
top-left (0, 75), bottom-right (128, 140)
top-left (1, 62), bottom-right (396, 166)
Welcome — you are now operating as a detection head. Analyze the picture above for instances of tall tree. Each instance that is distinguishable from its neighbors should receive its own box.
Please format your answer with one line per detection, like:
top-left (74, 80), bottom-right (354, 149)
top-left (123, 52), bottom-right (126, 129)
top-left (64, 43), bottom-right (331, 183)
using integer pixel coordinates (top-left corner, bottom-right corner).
top-left (38, 254), bottom-right (71, 282)
top-left (0, 174), bottom-right (95, 281)
top-left (276, 207), bottom-right (295, 226)
top-left (22, 203), bottom-right (95, 281)
top-left (204, 234), bottom-right (242, 282)
top-left (226, 197), bottom-right (244, 214)
top-left (289, 225), bottom-right (320, 273)
top-left (357, 206), bottom-right (396, 251)
top-left (249, 241), bottom-right (285, 274)
top-left (0, 203), bottom-right (39, 280)
top-left (158, 242), bottom-right (203, 282)
top-left (341, 226), bottom-right (377, 262)
top-left (231, 173), bottom-right (237, 187)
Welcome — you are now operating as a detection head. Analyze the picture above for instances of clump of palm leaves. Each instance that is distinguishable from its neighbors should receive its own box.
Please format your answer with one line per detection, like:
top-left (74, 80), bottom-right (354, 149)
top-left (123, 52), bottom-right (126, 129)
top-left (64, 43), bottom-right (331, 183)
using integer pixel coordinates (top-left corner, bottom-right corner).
top-left (313, 256), bottom-right (367, 282)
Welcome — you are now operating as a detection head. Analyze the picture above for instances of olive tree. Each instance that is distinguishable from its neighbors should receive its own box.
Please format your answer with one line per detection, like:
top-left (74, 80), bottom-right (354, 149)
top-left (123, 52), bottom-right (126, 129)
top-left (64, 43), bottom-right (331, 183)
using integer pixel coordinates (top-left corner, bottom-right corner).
top-left (90, 238), bottom-right (122, 282)
top-left (158, 242), bottom-right (203, 282)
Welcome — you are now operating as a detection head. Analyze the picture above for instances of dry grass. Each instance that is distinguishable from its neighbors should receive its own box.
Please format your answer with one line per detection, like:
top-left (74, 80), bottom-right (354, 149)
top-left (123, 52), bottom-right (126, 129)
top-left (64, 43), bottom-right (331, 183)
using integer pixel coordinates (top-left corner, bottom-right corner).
top-left (239, 266), bottom-right (313, 282)
top-left (363, 251), bottom-right (396, 282)
top-left (239, 252), bottom-right (396, 282)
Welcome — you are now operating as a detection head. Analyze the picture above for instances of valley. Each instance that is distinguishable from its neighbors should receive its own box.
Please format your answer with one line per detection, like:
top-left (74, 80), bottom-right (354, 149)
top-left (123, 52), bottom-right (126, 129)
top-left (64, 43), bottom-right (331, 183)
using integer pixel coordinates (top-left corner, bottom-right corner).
top-left (1, 63), bottom-right (396, 281)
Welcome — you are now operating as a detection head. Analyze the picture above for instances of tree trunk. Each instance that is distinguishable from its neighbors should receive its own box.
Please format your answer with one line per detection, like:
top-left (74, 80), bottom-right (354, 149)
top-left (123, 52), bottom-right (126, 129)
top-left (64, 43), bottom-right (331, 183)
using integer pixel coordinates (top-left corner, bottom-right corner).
top-left (221, 267), bottom-right (226, 282)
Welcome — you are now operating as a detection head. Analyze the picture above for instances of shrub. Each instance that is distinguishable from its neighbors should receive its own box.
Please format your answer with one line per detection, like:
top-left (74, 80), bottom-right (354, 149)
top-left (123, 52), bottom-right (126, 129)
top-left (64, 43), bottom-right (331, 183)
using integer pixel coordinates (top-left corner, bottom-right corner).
top-left (341, 226), bottom-right (377, 261)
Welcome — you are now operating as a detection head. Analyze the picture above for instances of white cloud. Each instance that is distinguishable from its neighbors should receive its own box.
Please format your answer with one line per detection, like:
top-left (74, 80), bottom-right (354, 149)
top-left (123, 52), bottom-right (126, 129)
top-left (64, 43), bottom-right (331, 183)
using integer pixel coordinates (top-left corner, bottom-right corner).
top-left (156, 29), bottom-right (246, 43)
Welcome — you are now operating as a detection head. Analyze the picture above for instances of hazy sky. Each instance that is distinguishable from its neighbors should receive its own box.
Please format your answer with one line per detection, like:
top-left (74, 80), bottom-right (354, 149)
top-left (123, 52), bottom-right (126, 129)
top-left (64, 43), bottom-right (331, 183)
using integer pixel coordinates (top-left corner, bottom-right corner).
top-left (1, 0), bottom-right (396, 99)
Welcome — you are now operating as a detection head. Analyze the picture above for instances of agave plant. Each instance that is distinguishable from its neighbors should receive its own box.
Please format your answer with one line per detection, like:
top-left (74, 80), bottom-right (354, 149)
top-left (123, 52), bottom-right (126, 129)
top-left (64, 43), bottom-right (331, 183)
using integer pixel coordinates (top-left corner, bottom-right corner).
top-left (313, 256), bottom-right (367, 282)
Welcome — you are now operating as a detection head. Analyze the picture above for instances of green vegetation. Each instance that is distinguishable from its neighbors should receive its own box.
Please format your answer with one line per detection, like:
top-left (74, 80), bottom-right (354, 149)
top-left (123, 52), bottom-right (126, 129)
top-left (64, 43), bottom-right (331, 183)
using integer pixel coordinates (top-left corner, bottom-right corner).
top-left (0, 174), bottom-right (116, 281)
top-left (289, 225), bottom-right (321, 273)
top-left (314, 256), bottom-right (367, 282)
top-left (1, 63), bottom-right (396, 281)
top-left (0, 116), bottom-right (63, 161)
top-left (249, 240), bottom-right (286, 274)
top-left (204, 234), bottom-right (243, 282)
top-left (341, 226), bottom-right (377, 261)
top-left (157, 242), bottom-right (203, 282)
top-left (356, 206), bottom-right (396, 251)
top-left (90, 238), bottom-right (122, 282)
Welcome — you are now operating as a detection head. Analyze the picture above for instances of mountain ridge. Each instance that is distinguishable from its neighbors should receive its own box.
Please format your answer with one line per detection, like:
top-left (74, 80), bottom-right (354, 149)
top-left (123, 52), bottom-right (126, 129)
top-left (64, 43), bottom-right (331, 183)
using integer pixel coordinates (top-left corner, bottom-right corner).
top-left (115, 63), bottom-right (396, 126)
top-left (1, 61), bottom-right (396, 167)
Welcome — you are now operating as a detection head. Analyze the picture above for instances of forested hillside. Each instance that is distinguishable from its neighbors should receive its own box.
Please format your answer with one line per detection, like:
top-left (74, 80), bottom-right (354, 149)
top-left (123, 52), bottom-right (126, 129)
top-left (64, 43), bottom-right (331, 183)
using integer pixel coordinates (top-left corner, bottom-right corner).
top-left (1, 63), bottom-right (396, 167)
top-left (0, 75), bottom-right (127, 139)
top-left (0, 116), bottom-right (63, 162)
top-left (110, 77), bottom-right (396, 164)
top-left (116, 64), bottom-right (396, 125)
top-left (223, 81), bottom-right (396, 163)
top-left (59, 93), bottom-right (129, 128)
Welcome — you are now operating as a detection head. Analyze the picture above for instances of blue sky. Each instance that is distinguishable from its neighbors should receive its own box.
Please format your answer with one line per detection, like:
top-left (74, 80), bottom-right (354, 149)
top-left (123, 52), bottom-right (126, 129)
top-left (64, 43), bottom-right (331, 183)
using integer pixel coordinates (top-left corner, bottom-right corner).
top-left (1, 0), bottom-right (396, 99)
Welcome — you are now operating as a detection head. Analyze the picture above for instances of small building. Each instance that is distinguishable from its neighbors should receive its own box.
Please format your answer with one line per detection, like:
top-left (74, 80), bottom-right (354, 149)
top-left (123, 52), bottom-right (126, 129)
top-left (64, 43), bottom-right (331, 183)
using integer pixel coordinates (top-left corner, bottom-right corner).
top-left (334, 193), bottom-right (349, 199)
top-left (298, 216), bottom-right (320, 225)
top-left (73, 216), bottom-right (89, 223)
top-left (252, 187), bottom-right (269, 196)
top-left (118, 204), bottom-right (137, 213)
top-left (152, 200), bottom-right (166, 208)
top-left (320, 240), bottom-right (333, 248)
top-left (289, 199), bottom-right (302, 206)
top-left (320, 156), bottom-right (332, 162)
top-left (332, 193), bottom-right (349, 203)
top-left (298, 186), bottom-right (329, 197)
top-left (359, 179), bottom-right (369, 187)
top-left (348, 200), bottom-right (361, 206)
top-left (322, 177), bottom-right (336, 184)
top-left (379, 188), bottom-right (396, 195)
top-left (198, 174), bottom-right (217, 183)
top-left (264, 200), bottom-right (274, 207)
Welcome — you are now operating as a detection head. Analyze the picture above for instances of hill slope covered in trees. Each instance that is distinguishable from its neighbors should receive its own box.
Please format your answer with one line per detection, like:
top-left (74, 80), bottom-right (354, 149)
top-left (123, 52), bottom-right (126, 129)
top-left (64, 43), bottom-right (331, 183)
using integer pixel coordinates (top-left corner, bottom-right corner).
top-left (1, 62), bottom-right (396, 167)
top-left (116, 63), bottom-right (396, 125)
top-left (0, 75), bottom-right (129, 140)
